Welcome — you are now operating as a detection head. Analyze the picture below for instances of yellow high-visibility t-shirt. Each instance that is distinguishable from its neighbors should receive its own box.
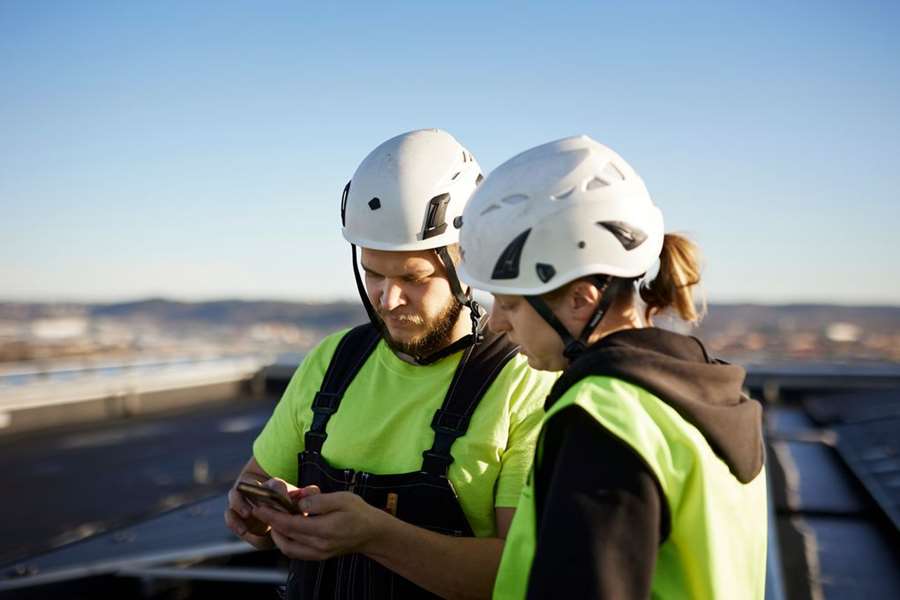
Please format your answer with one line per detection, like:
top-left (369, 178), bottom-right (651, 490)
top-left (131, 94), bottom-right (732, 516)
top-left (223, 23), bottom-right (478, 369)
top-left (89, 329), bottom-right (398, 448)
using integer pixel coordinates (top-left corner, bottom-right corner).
top-left (253, 328), bottom-right (557, 538)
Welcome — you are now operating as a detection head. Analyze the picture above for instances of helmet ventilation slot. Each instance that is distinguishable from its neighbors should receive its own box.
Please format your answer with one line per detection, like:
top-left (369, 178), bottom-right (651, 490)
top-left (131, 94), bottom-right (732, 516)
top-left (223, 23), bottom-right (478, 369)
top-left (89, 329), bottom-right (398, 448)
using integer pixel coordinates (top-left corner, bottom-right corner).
top-left (491, 228), bottom-right (531, 280)
top-left (422, 193), bottom-right (451, 239)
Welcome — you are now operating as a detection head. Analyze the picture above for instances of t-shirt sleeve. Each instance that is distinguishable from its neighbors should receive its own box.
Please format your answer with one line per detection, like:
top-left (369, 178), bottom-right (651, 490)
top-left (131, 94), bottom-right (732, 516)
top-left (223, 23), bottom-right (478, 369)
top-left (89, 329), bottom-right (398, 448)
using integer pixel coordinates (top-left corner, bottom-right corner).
top-left (252, 333), bottom-right (342, 483)
top-left (493, 363), bottom-right (554, 507)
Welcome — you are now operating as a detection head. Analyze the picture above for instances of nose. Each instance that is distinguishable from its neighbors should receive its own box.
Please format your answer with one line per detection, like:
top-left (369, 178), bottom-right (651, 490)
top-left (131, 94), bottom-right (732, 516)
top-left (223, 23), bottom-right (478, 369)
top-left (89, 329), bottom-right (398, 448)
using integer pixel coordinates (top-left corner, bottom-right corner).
top-left (489, 303), bottom-right (510, 333)
top-left (379, 279), bottom-right (406, 312)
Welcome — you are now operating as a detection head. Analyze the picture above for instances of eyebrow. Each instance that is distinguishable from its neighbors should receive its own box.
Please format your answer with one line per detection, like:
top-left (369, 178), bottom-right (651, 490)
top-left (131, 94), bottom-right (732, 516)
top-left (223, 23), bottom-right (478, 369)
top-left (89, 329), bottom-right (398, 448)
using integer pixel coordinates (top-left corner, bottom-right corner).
top-left (361, 264), bottom-right (433, 278)
top-left (361, 264), bottom-right (383, 277)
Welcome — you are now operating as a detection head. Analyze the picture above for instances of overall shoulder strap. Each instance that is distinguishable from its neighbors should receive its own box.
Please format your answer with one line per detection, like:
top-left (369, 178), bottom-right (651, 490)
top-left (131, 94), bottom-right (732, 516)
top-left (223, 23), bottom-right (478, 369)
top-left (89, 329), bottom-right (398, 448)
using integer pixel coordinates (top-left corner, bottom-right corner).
top-left (305, 323), bottom-right (381, 454)
top-left (422, 330), bottom-right (520, 475)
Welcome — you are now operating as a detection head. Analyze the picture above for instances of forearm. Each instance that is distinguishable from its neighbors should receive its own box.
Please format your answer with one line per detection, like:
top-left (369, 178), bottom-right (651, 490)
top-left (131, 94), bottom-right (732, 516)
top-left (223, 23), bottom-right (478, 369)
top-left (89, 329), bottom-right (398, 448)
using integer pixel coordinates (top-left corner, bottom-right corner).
top-left (363, 511), bottom-right (503, 600)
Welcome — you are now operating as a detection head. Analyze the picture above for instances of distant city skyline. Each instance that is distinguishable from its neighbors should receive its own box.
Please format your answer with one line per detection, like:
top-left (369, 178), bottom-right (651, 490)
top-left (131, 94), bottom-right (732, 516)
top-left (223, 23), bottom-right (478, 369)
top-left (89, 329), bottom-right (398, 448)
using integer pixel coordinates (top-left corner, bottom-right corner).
top-left (2, 2), bottom-right (899, 305)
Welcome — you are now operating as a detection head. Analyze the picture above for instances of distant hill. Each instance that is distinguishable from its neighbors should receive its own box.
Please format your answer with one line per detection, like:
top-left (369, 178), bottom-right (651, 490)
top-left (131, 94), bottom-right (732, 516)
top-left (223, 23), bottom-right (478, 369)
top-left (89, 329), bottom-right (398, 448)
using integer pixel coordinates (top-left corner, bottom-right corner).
top-left (1, 299), bottom-right (898, 328)
top-left (90, 298), bottom-right (367, 330)
top-left (0, 299), bottom-right (367, 330)
top-left (695, 303), bottom-right (900, 333)
top-left (1, 299), bottom-right (897, 364)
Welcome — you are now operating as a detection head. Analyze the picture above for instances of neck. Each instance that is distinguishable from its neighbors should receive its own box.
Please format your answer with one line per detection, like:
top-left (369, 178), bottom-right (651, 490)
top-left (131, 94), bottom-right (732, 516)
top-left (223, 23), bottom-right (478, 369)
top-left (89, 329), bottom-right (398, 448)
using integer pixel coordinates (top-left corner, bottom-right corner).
top-left (584, 299), bottom-right (645, 346)
top-left (448, 304), bottom-right (473, 344)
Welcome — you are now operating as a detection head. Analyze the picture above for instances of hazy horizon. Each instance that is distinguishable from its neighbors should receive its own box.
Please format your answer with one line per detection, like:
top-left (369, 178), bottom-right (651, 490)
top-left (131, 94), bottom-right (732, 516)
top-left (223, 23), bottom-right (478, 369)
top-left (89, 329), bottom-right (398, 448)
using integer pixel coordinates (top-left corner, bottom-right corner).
top-left (2, 294), bottom-right (899, 310)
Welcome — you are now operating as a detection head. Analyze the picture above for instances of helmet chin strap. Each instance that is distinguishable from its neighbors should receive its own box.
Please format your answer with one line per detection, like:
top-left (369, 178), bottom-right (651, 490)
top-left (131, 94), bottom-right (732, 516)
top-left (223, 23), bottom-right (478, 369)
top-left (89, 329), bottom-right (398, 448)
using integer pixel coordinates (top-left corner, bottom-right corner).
top-left (351, 244), bottom-right (485, 366)
top-left (351, 243), bottom-right (390, 339)
top-left (436, 246), bottom-right (485, 343)
top-left (524, 275), bottom-right (616, 361)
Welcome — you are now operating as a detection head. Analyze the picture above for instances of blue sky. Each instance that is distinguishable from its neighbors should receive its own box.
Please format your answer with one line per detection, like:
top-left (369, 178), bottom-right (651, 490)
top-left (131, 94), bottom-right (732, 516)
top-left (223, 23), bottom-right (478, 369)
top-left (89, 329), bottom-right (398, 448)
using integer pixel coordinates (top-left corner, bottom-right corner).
top-left (1, 1), bottom-right (898, 304)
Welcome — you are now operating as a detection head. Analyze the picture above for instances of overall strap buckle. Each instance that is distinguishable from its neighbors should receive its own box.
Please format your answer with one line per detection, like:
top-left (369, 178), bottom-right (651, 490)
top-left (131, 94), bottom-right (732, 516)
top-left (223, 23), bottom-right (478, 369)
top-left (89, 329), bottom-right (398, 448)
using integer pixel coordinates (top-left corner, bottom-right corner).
top-left (421, 449), bottom-right (455, 474)
top-left (304, 430), bottom-right (328, 454)
top-left (421, 410), bottom-right (467, 475)
top-left (306, 391), bottom-right (341, 452)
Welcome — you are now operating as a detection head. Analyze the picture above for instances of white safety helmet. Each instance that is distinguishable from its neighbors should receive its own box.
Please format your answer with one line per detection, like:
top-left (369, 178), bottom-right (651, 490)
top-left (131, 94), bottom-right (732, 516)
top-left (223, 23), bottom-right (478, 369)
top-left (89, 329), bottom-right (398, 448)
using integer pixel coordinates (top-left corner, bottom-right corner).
top-left (457, 135), bottom-right (663, 296)
top-left (457, 135), bottom-right (664, 359)
top-left (342, 129), bottom-right (482, 251)
top-left (341, 129), bottom-right (486, 363)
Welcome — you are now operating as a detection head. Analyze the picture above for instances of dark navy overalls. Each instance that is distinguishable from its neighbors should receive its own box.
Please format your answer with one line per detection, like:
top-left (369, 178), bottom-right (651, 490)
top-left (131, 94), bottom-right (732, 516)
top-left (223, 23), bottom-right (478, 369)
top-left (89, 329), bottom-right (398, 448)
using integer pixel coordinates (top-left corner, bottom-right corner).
top-left (286, 323), bottom-right (518, 599)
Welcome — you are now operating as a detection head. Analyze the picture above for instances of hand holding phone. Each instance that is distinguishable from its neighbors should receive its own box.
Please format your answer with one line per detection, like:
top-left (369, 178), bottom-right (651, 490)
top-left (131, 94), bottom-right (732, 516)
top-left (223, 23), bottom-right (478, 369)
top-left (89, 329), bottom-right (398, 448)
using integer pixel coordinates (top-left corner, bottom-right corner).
top-left (237, 481), bottom-right (301, 515)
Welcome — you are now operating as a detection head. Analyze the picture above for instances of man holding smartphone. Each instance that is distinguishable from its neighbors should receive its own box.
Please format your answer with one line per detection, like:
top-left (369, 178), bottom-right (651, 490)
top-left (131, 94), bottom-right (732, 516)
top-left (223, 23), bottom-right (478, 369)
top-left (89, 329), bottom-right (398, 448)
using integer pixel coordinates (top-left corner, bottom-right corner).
top-left (225, 129), bottom-right (555, 599)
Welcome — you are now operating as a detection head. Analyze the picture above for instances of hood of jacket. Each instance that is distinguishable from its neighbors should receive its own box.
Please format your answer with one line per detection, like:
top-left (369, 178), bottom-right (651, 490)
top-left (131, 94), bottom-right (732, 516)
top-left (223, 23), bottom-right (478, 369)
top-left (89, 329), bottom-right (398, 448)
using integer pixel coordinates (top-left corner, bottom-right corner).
top-left (546, 327), bottom-right (764, 483)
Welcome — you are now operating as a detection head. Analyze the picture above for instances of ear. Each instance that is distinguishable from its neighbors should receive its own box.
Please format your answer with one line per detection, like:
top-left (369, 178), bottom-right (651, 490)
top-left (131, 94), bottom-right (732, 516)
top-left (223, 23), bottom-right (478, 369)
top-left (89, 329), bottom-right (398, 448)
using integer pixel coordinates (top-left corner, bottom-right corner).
top-left (568, 280), bottom-right (602, 322)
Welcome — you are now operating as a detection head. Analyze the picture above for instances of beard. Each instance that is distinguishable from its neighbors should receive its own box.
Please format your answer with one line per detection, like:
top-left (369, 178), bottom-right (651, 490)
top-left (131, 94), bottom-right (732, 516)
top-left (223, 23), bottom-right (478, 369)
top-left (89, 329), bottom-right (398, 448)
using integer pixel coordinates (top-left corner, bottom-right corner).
top-left (380, 295), bottom-right (464, 360)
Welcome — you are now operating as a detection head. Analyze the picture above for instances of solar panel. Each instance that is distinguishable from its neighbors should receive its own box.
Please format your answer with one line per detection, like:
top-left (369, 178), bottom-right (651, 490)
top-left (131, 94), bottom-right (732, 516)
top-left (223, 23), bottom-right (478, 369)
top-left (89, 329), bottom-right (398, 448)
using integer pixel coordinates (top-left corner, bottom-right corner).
top-left (834, 417), bottom-right (900, 534)
top-left (0, 494), bottom-right (283, 593)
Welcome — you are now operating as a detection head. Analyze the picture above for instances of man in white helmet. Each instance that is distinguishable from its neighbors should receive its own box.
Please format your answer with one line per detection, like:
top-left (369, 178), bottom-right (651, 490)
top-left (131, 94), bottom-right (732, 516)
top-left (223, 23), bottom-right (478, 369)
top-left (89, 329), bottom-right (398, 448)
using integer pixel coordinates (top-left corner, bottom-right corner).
top-left (225, 129), bottom-right (555, 599)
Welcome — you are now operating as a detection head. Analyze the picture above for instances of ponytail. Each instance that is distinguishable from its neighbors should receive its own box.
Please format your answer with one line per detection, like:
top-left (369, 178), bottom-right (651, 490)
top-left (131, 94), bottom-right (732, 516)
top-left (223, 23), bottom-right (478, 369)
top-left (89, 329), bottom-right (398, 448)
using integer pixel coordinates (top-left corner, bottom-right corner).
top-left (639, 233), bottom-right (705, 324)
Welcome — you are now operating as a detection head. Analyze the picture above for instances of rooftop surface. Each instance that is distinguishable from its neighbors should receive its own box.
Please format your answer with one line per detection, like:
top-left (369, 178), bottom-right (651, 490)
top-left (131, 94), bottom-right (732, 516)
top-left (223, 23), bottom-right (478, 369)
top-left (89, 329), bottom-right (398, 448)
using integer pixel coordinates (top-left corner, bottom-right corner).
top-left (1, 365), bottom-right (898, 598)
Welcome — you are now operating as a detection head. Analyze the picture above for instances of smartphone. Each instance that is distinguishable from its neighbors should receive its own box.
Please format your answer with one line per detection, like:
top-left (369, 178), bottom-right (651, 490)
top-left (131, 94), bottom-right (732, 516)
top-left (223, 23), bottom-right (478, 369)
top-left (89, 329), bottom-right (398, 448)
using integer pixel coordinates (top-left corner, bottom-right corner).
top-left (237, 481), bottom-right (301, 515)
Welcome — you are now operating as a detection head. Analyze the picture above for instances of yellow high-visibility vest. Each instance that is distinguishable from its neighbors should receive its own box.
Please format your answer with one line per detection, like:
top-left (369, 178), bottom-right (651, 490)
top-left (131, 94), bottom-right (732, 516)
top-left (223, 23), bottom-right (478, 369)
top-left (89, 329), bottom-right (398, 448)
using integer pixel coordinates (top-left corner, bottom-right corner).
top-left (494, 376), bottom-right (767, 600)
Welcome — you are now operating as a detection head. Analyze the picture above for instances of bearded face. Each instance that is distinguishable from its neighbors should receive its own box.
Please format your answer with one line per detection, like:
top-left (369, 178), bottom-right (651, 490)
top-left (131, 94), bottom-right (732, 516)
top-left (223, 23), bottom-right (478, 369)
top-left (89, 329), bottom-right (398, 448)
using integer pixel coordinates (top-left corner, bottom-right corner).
top-left (361, 248), bottom-right (465, 360)
top-left (379, 293), bottom-right (463, 358)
